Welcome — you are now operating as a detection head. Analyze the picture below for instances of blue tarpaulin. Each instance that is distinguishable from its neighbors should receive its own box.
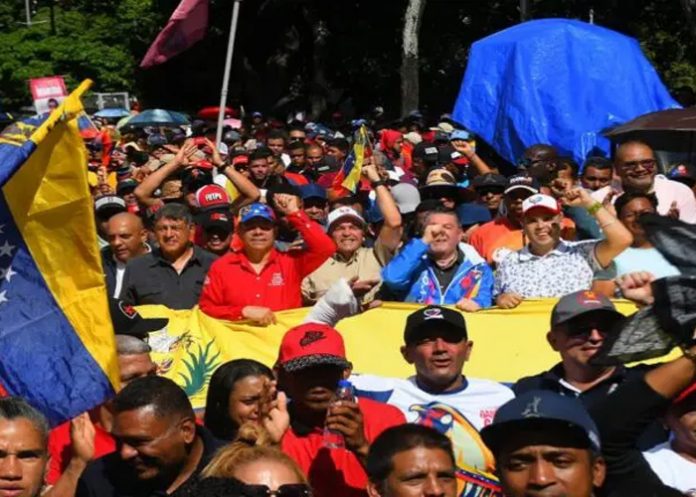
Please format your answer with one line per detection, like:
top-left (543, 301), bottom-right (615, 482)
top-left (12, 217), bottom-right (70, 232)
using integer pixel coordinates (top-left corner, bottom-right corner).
top-left (453, 19), bottom-right (679, 167)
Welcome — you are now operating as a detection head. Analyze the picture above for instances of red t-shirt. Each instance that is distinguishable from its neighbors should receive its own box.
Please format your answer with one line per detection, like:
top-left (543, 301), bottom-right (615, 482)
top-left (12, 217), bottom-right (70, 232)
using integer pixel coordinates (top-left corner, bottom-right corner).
top-left (46, 419), bottom-right (116, 485)
top-left (281, 398), bottom-right (405, 497)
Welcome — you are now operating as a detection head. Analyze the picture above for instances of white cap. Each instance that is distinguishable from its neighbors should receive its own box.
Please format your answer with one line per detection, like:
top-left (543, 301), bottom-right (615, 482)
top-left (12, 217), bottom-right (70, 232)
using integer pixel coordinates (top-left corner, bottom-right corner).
top-left (522, 194), bottom-right (561, 215)
top-left (94, 195), bottom-right (126, 213)
top-left (327, 206), bottom-right (365, 231)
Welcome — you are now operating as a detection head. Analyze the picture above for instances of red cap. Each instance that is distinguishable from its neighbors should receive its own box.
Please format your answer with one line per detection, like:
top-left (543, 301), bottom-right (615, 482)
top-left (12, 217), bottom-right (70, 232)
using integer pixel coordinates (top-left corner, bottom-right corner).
top-left (195, 184), bottom-right (231, 211)
top-left (277, 323), bottom-right (350, 372)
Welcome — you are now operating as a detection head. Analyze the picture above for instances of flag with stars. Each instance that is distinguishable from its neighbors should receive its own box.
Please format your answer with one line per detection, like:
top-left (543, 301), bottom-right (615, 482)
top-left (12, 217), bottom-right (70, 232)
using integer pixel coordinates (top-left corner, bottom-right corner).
top-left (0, 80), bottom-right (119, 425)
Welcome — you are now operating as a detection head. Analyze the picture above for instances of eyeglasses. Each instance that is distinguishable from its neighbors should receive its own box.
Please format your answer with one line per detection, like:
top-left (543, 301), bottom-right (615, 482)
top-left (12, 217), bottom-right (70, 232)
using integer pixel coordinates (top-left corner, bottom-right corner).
top-left (620, 159), bottom-right (656, 171)
top-left (241, 483), bottom-right (312, 497)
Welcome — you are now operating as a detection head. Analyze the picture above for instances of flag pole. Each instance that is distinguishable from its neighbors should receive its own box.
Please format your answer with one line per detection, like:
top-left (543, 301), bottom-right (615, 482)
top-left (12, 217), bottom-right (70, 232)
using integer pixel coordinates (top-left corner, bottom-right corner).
top-left (215, 0), bottom-right (242, 148)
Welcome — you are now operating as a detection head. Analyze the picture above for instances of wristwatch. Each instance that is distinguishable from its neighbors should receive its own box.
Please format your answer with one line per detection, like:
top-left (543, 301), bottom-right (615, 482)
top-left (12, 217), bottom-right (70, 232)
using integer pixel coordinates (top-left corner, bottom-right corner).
top-left (371, 180), bottom-right (387, 188)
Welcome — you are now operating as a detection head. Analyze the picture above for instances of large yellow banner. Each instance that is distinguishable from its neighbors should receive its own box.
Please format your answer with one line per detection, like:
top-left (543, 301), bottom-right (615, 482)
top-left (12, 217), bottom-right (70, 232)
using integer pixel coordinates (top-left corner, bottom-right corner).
top-left (138, 299), bottom-right (643, 409)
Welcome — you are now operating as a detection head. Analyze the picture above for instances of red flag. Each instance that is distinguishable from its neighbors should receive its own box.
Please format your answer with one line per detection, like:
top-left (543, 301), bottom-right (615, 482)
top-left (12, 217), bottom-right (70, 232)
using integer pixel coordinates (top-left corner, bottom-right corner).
top-left (140, 0), bottom-right (209, 68)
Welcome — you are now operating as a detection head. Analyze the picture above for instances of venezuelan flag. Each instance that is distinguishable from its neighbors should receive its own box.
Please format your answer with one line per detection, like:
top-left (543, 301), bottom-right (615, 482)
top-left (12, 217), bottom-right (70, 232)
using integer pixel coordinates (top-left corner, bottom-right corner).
top-left (331, 125), bottom-right (371, 195)
top-left (0, 80), bottom-right (119, 425)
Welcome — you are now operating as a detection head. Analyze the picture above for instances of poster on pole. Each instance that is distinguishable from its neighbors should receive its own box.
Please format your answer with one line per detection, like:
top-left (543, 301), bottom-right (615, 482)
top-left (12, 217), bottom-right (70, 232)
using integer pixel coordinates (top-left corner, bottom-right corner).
top-left (29, 76), bottom-right (68, 115)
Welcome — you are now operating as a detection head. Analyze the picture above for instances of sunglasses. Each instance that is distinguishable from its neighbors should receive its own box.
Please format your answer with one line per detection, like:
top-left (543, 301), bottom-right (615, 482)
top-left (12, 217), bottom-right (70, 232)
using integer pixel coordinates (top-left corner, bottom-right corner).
top-left (241, 483), bottom-right (312, 497)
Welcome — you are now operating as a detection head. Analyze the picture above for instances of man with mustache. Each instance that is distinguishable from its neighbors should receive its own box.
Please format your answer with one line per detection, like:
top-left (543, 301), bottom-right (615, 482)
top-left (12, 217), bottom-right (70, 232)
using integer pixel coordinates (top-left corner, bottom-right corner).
top-left (76, 376), bottom-right (222, 497)
top-left (199, 197), bottom-right (335, 325)
top-left (591, 140), bottom-right (696, 223)
top-left (494, 190), bottom-right (632, 309)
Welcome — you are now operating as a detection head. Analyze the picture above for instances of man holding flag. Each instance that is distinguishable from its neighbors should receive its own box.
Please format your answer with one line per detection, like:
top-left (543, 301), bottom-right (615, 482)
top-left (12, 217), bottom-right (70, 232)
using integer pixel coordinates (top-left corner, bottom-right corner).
top-left (0, 80), bottom-right (119, 427)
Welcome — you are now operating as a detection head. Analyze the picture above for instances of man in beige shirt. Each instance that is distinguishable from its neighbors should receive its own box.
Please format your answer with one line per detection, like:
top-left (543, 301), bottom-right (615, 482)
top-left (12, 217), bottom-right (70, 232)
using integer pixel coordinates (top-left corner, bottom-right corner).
top-left (302, 163), bottom-right (403, 304)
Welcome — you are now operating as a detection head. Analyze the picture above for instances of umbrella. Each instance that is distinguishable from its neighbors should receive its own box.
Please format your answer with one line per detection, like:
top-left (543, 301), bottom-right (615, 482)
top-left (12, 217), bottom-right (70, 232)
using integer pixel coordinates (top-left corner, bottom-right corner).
top-left (94, 108), bottom-right (130, 119)
top-left (603, 108), bottom-right (696, 136)
top-left (119, 109), bottom-right (190, 129)
top-left (198, 106), bottom-right (236, 120)
top-left (602, 108), bottom-right (696, 170)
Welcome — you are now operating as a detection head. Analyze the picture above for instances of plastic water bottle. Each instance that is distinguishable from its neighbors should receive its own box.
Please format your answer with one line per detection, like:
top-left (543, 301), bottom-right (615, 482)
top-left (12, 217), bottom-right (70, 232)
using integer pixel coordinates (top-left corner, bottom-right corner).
top-left (322, 380), bottom-right (354, 449)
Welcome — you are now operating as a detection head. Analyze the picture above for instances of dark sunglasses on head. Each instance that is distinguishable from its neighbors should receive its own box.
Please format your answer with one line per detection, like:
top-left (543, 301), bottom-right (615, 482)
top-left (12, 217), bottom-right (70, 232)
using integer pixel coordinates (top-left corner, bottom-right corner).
top-left (241, 483), bottom-right (312, 497)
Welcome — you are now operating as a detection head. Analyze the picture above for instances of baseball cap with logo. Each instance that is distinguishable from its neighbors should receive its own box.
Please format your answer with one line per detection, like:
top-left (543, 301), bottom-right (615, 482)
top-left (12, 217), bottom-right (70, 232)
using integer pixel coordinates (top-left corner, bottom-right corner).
top-left (551, 290), bottom-right (625, 328)
top-left (327, 206), bottom-right (365, 231)
top-left (504, 174), bottom-right (540, 195)
top-left (481, 390), bottom-right (601, 455)
top-left (202, 211), bottom-right (234, 234)
top-left (194, 185), bottom-right (231, 211)
top-left (412, 142), bottom-right (439, 164)
top-left (522, 193), bottom-right (560, 216)
top-left (403, 305), bottom-right (468, 345)
top-left (471, 173), bottom-right (507, 191)
top-left (109, 299), bottom-right (168, 339)
top-left (239, 203), bottom-right (276, 224)
top-left (276, 323), bottom-right (351, 372)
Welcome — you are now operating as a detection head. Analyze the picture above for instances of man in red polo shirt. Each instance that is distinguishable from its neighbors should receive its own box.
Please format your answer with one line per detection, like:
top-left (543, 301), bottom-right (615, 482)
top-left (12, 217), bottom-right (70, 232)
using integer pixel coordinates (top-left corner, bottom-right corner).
top-left (277, 323), bottom-right (406, 497)
top-left (198, 197), bottom-right (335, 324)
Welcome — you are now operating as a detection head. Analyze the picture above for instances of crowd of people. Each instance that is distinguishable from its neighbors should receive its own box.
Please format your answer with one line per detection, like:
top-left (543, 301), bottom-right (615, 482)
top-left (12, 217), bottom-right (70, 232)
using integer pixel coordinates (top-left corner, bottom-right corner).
top-left (2, 109), bottom-right (696, 497)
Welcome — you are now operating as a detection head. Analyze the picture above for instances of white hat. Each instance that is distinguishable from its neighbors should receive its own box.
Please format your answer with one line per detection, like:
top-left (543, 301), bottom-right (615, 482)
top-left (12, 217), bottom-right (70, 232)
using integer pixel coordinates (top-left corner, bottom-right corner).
top-left (522, 194), bottom-right (560, 216)
top-left (327, 206), bottom-right (365, 231)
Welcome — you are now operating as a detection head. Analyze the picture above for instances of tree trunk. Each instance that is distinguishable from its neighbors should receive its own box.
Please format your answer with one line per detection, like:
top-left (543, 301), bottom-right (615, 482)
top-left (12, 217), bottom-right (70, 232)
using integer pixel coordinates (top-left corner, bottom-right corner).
top-left (401, 0), bottom-right (426, 117)
top-left (680, 0), bottom-right (696, 48)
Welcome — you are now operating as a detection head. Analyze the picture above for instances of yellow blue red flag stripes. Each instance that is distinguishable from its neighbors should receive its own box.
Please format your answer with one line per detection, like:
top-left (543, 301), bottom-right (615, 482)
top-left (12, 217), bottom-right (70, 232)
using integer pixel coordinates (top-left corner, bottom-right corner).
top-left (332, 125), bottom-right (370, 194)
top-left (0, 80), bottom-right (119, 425)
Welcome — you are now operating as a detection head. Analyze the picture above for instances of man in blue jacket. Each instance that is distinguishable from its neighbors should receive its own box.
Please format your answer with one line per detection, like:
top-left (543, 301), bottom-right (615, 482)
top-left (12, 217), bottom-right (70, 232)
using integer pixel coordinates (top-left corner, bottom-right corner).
top-left (381, 205), bottom-right (494, 311)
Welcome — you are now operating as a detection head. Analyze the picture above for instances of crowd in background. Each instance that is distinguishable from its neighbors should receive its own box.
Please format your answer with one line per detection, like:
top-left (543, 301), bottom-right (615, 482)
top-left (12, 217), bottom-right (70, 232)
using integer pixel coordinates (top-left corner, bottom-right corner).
top-left (2, 107), bottom-right (696, 497)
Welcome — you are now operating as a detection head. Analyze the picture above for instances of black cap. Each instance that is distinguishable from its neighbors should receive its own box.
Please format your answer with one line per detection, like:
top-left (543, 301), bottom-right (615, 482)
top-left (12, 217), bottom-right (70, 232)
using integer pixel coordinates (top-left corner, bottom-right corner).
top-left (404, 305), bottom-right (467, 345)
top-left (201, 211), bottom-right (233, 234)
top-left (109, 300), bottom-right (168, 338)
top-left (437, 144), bottom-right (464, 165)
top-left (551, 290), bottom-right (624, 328)
top-left (412, 142), bottom-right (439, 164)
top-left (471, 173), bottom-right (507, 190)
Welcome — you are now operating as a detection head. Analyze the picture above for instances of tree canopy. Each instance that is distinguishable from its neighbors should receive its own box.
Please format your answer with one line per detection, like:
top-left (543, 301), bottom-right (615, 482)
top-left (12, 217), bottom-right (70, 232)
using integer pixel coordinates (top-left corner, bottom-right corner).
top-left (1, 0), bottom-right (695, 117)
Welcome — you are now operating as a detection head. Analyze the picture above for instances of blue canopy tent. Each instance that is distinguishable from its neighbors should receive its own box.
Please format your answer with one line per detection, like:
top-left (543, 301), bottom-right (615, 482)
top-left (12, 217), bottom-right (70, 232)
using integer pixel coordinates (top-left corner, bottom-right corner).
top-left (453, 19), bottom-right (679, 168)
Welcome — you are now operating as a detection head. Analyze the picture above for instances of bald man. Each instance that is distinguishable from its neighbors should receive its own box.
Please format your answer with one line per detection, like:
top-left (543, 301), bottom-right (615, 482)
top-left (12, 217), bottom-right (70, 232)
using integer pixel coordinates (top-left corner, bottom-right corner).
top-left (592, 141), bottom-right (696, 223)
top-left (101, 212), bottom-right (150, 298)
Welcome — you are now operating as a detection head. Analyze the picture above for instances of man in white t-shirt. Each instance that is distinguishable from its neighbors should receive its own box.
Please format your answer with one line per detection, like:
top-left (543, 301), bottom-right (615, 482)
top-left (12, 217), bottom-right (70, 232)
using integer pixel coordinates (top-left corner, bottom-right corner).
top-left (351, 305), bottom-right (513, 497)
top-left (591, 140), bottom-right (696, 223)
top-left (643, 384), bottom-right (696, 494)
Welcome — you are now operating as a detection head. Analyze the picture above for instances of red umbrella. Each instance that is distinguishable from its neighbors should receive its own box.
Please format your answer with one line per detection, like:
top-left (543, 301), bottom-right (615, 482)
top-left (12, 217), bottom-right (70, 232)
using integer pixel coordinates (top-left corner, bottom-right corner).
top-left (197, 106), bottom-right (237, 120)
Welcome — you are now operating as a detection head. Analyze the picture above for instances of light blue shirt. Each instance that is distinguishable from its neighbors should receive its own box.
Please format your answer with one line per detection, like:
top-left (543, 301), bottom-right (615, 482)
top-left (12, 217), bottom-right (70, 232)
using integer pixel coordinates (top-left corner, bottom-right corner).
top-left (614, 247), bottom-right (680, 279)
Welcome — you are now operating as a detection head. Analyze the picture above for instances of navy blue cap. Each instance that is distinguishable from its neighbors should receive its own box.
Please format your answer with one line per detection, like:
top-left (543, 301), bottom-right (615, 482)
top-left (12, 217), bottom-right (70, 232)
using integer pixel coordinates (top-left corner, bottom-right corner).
top-left (299, 183), bottom-right (327, 201)
top-left (456, 203), bottom-right (491, 227)
top-left (480, 390), bottom-right (601, 455)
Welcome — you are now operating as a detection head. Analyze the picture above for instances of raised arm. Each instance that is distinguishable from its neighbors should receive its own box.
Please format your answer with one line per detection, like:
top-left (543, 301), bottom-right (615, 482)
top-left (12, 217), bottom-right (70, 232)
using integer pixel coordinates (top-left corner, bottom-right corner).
top-left (134, 140), bottom-right (197, 206)
top-left (362, 162), bottom-right (403, 252)
top-left (562, 187), bottom-right (633, 268)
